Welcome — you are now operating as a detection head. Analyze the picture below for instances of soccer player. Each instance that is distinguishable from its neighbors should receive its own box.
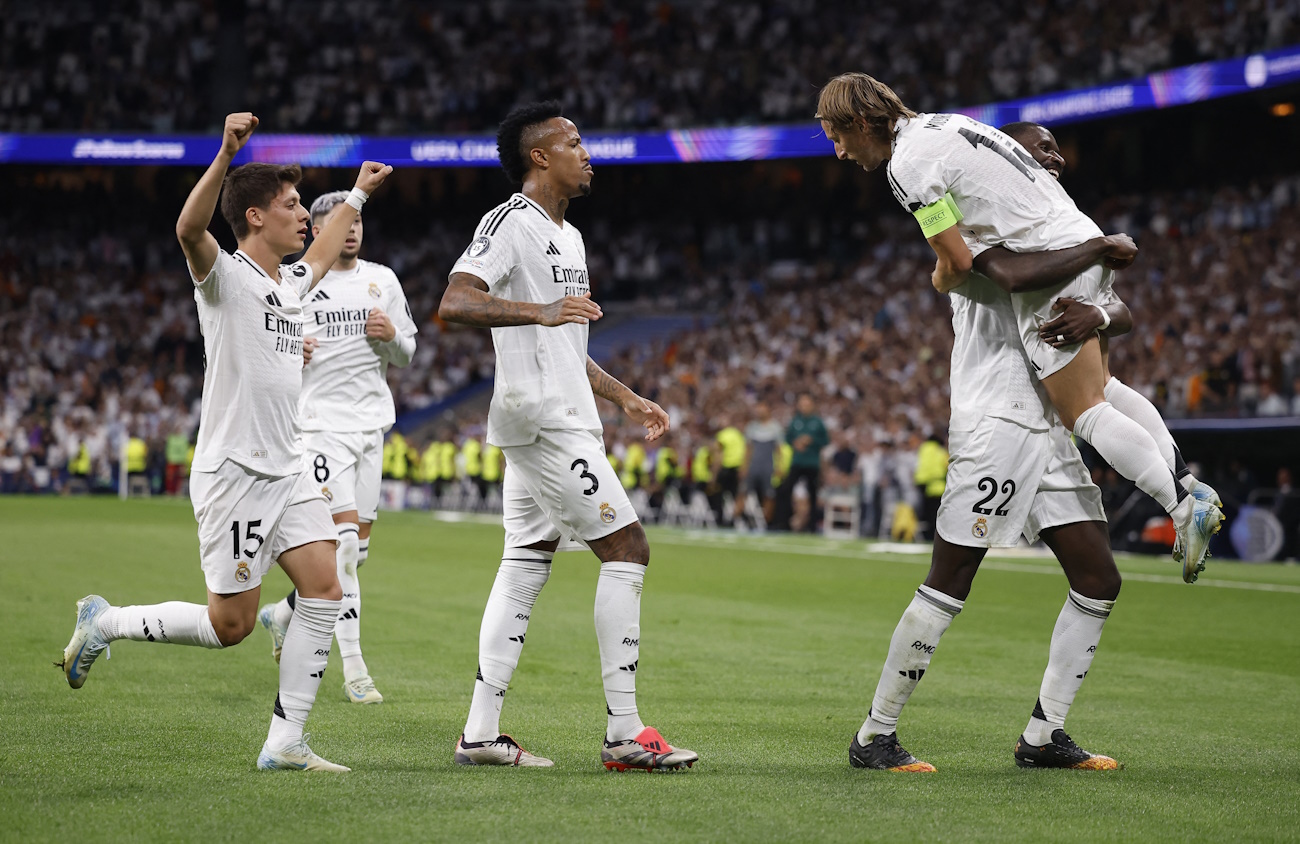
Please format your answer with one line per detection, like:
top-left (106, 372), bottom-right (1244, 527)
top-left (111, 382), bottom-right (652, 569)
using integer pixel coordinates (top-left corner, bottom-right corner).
top-left (257, 190), bottom-right (418, 705)
top-left (438, 101), bottom-right (697, 771)
top-left (57, 112), bottom-right (392, 771)
top-left (973, 122), bottom-right (1221, 536)
top-left (815, 73), bottom-right (1223, 581)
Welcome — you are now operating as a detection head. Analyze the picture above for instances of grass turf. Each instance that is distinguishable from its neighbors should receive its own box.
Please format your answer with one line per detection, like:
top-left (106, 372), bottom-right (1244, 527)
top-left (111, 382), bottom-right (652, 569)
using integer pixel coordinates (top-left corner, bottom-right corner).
top-left (1, 496), bottom-right (1298, 842)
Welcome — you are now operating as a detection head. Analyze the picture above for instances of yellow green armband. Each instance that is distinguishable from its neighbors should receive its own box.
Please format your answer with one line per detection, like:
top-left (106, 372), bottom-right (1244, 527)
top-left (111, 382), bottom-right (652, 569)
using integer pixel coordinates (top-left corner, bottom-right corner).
top-left (913, 192), bottom-right (964, 238)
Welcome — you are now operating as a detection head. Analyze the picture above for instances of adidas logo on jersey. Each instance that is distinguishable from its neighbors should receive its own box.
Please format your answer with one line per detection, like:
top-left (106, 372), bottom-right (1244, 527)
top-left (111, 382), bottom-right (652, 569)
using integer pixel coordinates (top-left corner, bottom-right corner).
top-left (265, 291), bottom-right (283, 307)
top-left (546, 241), bottom-right (561, 256)
top-left (312, 289), bottom-right (330, 302)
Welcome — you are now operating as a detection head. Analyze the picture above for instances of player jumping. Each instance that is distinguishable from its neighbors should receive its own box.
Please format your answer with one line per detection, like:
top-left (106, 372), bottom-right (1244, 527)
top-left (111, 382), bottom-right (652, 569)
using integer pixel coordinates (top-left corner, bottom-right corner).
top-left (438, 101), bottom-right (697, 771)
top-left (258, 189), bottom-right (418, 706)
top-left (57, 112), bottom-right (391, 772)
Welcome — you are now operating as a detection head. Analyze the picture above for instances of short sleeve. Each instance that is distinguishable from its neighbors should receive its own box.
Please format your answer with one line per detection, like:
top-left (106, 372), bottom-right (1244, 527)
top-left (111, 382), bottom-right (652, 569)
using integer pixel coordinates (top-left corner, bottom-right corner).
top-left (190, 249), bottom-right (241, 302)
top-left (450, 216), bottom-right (520, 291)
top-left (962, 233), bottom-right (993, 259)
top-left (386, 271), bottom-right (419, 338)
top-left (279, 260), bottom-right (315, 297)
top-left (886, 153), bottom-right (948, 215)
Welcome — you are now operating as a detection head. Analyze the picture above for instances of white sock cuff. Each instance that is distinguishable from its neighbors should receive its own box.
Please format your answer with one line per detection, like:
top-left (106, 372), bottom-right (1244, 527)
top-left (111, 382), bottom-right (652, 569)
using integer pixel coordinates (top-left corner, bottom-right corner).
top-left (916, 584), bottom-right (964, 616)
top-left (1067, 589), bottom-right (1115, 619)
top-left (1071, 401), bottom-right (1112, 441)
top-left (291, 596), bottom-right (342, 636)
top-left (599, 561), bottom-right (647, 583)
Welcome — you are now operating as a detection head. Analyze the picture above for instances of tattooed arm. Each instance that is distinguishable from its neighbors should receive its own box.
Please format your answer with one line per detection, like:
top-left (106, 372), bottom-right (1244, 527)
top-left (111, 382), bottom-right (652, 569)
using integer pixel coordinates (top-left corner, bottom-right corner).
top-left (439, 273), bottom-right (602, 327)
top-left (587, 356), bottom-right (669, 442)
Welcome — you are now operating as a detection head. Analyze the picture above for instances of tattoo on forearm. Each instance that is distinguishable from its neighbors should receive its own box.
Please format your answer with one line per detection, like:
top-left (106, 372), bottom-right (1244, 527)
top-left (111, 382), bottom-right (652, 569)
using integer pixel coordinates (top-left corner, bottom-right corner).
top-left (444, 284), bottom-right (538, 327)
top-left (587, 357), bottom-right (629, 404)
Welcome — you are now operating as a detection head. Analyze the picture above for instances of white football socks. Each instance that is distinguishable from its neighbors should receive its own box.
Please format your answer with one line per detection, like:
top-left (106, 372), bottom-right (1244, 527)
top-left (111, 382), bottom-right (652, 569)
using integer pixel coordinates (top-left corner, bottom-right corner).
top-left (1103, 378), bottom-right (1177, 473)
top-left (97, 602), bottom-right (223, 649)
top-left (268, 595), bottom-right (340, 748)
top-left (1072, 401), bottom-right (1188, 519)
top-left (357, 536), bottom-right (370, 567)
top-left (333, 524), bottom-right (367, 682)
top-left (1023, 590), bottom-right (1114, 746)
top-left (859, 585), bottom-right (963, 743)
top-left (595, 561), bottom-right (648, 743)
top-left (463, 550), bottom-right (552, 743)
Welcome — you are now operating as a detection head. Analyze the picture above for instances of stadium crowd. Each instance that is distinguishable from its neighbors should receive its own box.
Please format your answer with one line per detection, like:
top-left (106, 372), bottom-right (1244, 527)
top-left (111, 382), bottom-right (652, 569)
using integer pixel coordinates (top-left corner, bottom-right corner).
top-left (4, 166), bottom-right (1298, 551)
top-left (3, 0), bottom-right (1297, 133)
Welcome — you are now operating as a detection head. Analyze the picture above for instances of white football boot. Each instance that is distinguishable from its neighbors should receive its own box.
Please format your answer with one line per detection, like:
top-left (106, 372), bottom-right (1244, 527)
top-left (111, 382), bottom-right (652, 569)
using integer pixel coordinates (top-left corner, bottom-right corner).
top-left (256, 734), bottom-right (350, 772)
top-left (59, 595), bottom-right (111, 689)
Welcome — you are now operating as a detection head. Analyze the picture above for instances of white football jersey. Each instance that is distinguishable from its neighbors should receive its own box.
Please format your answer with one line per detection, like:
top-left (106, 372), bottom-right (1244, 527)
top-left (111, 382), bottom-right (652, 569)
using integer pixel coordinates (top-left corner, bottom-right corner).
top-left (947, 238), bottom-right (1052, 433)
top-left (887, 113), bottom-right (1103, 253)
top-left (299, 260), bottom-right (417, 433)
top-left (190, 249), bottom-right (314, 477)
top-left (449, 192), bottom-right (601, 448)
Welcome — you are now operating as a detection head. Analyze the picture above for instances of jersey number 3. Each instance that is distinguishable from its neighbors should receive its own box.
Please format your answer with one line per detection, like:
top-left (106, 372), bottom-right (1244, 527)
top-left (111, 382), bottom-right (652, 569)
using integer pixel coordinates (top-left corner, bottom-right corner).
top-left (972, 477), bottom-right (1016, 517)
top-left (570, 459), bottom-right (599, 496)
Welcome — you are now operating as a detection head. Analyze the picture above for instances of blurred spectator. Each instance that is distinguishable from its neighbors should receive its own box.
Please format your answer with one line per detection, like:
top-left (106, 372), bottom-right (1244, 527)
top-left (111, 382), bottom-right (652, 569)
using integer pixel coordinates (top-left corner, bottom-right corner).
top-left (914, 434), bottom-right (949, 541)
top-left (739, 402), bottom-right (783, 529)
top-left (775, 393), bottom-right (829, 533)
top-left (4, 1), bottom-right (1295, 133)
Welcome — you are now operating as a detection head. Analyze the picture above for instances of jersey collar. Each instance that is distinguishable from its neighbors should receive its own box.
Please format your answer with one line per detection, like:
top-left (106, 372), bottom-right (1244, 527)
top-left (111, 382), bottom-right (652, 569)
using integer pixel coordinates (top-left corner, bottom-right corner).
top-left (515, 192), bottom-right (558, 226)
top-left (234, 249), bottom-right (276, 281)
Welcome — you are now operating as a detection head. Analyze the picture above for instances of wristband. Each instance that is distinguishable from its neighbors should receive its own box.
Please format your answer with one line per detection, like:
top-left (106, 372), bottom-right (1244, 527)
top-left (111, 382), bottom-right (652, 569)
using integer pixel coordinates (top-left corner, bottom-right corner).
top-left (345, 187), bottom-right (369, 211)
top-left (1093, 304), bottom-right (1111, 332)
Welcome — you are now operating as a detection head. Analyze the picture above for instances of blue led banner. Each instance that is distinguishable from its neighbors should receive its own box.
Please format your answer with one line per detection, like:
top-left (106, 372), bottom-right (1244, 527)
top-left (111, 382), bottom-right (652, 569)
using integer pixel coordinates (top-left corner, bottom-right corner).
top-left (1, 44), bottom-right (1297, 168)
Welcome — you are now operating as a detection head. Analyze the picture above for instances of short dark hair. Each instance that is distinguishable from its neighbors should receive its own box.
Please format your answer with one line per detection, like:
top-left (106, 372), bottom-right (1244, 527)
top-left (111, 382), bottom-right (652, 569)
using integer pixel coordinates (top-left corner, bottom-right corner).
top-left (496, 100), bottom-right (563, 185)
top-left (998, 121), bottom-right (1045, 143)
top-left (220, 163), bottom-right (302, 240)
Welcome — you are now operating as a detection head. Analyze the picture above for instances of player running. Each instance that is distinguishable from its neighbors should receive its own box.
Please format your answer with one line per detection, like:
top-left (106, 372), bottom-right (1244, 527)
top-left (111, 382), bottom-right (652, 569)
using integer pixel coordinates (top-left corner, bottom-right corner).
top-left (258, 190), bottom-right (418, 706)
top-left (57, 112), bottom-right (391, 772)
top-left (438, 101), bottom-right (697, 771)
top-left (816, 73), bottom-right (1224, 580)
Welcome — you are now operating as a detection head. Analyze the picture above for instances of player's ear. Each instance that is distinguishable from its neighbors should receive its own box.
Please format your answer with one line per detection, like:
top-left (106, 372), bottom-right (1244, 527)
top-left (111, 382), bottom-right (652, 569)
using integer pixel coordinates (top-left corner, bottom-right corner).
top-left (530, 147), bottom-right (548, 171)
top-left (311, 224), bottom-right (322, 237)
top-left (246, 206), bottom-right (262, 231)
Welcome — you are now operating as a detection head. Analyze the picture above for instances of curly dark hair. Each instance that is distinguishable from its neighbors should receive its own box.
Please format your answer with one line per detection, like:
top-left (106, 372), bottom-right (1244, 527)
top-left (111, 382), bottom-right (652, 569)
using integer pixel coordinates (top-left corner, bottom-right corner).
top-left (496, 100), bottom-right (563, 185)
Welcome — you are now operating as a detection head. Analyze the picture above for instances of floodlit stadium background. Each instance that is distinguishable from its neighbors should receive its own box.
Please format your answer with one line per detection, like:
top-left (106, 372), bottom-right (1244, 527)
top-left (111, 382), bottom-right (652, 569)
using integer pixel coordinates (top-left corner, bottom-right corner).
top-left (2, 0), bottom-right (1298, 560)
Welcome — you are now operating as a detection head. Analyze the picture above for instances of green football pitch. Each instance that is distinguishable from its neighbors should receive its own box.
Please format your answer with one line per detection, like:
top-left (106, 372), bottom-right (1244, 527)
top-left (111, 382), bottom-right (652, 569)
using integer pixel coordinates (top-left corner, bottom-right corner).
top-left (2, 497), bottom-right (1298, 843)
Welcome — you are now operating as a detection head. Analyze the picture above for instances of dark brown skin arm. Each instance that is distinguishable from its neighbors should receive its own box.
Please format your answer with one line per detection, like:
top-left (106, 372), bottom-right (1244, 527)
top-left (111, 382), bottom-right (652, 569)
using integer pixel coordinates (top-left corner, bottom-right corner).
top-left (438, 272), bottom-right (602, 327)
top-left (974, 233), bottom-right (1138, 294)
top-left (975, 240), bottom-right (1107, 293)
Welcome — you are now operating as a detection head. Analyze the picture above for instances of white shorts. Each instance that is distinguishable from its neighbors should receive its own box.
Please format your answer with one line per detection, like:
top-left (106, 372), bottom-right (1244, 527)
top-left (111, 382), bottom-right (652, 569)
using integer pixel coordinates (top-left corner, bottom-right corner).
top-left (501, 428), bottom-right (638, 549)
top-left (302, 429), bottom-right (384, 522)
top-left (1014, 264), bottom-right (1114, 379)
top-left (937, 417), bottom-right (1106, 549)
top-left (191, 460), bottom-right (338, 594)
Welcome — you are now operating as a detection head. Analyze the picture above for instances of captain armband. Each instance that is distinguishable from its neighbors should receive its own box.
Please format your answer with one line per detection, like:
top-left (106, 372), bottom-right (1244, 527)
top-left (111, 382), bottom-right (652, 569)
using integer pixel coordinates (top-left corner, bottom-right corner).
top-left (913, 192), bottom-right (964, 239)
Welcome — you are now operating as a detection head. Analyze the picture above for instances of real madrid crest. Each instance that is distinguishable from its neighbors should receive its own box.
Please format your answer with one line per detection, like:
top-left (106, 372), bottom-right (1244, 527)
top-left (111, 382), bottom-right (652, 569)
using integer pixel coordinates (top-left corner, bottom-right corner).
top-left (322, 486), bottom-right (333, 503)
top-left (367, 282), bottom-right (381, 299)
top-left (972, 517), bottom-right (988, 539)
top-left (599, 502), bottom-right (616, 524)
top-left (235, 561), bottom-right (251, 583)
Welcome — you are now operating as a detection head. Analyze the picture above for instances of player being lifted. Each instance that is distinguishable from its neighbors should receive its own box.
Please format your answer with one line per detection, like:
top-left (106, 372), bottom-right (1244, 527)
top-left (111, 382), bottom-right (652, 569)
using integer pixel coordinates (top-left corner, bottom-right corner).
top-left (57, 112), bottom-right (392, 772)
top-left (438, 101), bottom-right (697, 771)
top-left (816, 73), bottom-right (1223, 582)
top-left (823, 112), bottom-right (1149, 770)
top-left (258, 189), bottom-right (418, 706)
top-left (974, 121), bottom-right (1220, 538)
